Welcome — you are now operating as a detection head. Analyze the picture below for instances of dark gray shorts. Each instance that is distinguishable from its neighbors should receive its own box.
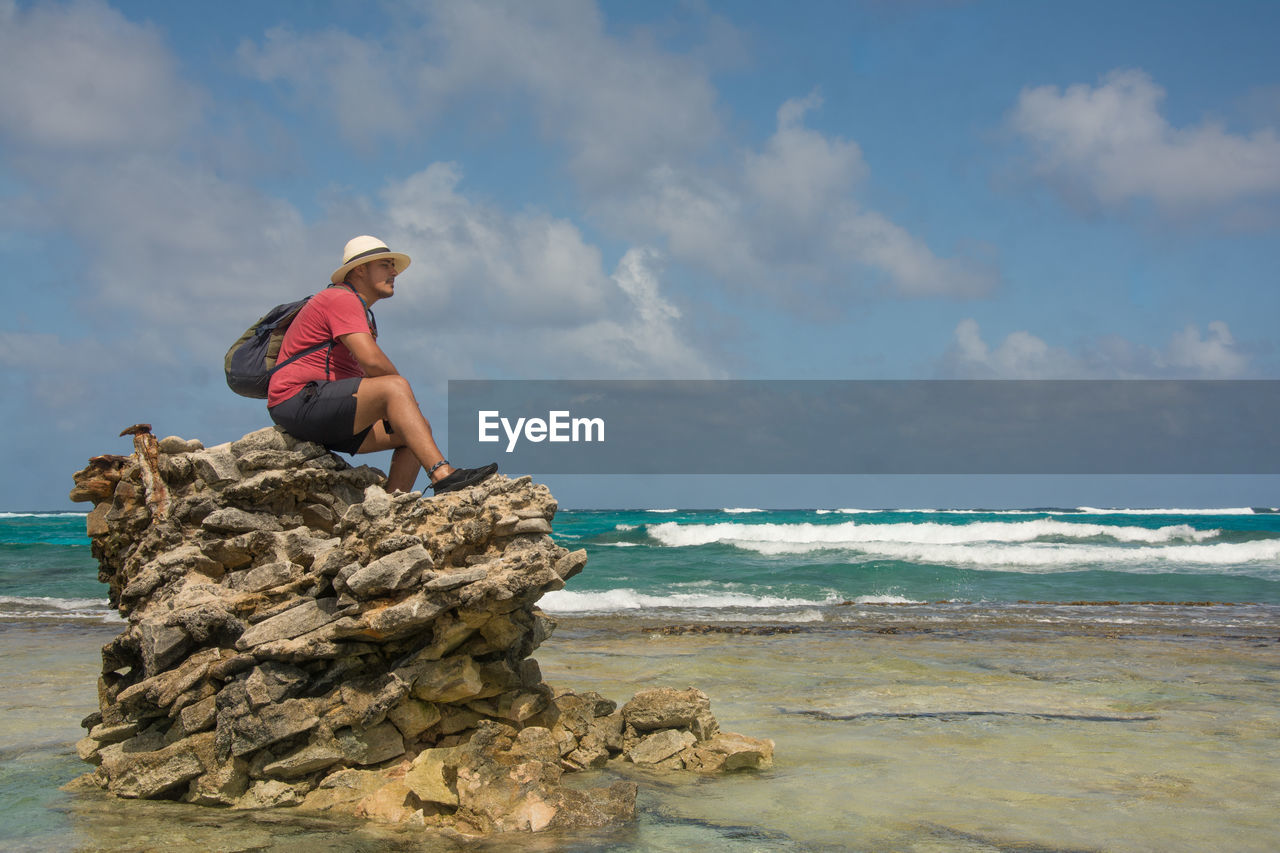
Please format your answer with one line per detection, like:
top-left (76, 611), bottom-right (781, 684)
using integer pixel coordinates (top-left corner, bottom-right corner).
top-left (268, 377), bottom-right (371, 455)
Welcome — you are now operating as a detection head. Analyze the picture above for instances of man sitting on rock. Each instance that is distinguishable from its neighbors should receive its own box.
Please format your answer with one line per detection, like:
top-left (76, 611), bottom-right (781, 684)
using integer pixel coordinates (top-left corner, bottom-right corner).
top-left (267, 235), bottom-right (496, 495)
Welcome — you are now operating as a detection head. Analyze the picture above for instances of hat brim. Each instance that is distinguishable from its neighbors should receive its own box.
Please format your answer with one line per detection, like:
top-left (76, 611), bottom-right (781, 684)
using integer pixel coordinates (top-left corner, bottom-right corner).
top-left (330, 251), bottom-right (411, 284)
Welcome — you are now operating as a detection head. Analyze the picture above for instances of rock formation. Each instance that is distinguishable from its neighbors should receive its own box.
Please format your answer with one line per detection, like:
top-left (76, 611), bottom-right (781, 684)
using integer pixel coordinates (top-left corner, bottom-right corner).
top-left (69, 425), bottom-right (773, 836)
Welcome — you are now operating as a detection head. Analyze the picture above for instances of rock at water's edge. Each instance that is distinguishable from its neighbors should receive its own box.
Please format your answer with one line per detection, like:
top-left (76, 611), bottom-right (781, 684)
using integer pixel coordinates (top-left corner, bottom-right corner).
top-left (69, 425), bottom-right (773, 835)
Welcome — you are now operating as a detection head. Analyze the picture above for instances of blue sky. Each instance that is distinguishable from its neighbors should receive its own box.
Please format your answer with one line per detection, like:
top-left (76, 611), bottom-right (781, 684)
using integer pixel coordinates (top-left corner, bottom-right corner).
top-left (2, 0), bottom-right (1279, 510)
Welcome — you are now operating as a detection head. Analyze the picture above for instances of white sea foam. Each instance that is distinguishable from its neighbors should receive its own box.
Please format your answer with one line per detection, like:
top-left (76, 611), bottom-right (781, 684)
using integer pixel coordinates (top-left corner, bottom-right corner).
top-left (810, 508), bottom-right (1260, 516)
top-left (615, 524), bottom-right (638, 531)
top-left (0, 595), bottom-right (108, 610)
top-left (820, 508), bottom-right (1044, 516)
top-left (539, 588), bottom-right (838, 613)
top-left (849, 594), bottom-right (922, 605)
top-left (0, 595), bottom-right (119, 621)
top-left (647, 519), bottom-right (1218, 548)
top-left (723, 508), bottom-right (764, 514)
top-left (0, 512), bottom-right (88, 519)
top-left (1076, 507), bottom-right (1260, 515)
top-left (539, 589), bottom-right (923, 614)
top-left (735, 539), bottom-right (1280, 572)
top-left (930, 509), bottom-right (1046, 515)
top-left (641, 518), bottom-right (1280, 573)
top-left (646, 508), bottom-right (679, 513)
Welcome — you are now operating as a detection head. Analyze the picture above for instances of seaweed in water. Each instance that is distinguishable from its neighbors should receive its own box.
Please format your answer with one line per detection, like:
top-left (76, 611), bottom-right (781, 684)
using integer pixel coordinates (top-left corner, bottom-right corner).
top-left (782, 708), bottom-right (1158, 723)
top-left (921, 821), bottom-right (1105, 853)
top-left (647, 808), bottom-right (811, 849)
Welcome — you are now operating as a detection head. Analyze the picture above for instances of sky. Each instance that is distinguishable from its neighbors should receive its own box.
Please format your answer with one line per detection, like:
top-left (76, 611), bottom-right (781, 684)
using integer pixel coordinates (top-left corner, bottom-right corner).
top-left (2, 0), bottom-right (1279, 511)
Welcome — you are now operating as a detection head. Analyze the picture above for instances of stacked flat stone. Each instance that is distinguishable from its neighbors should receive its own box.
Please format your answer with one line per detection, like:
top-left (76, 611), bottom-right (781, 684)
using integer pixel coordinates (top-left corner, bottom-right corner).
top-left (68, 426), bottom-right (772, 836)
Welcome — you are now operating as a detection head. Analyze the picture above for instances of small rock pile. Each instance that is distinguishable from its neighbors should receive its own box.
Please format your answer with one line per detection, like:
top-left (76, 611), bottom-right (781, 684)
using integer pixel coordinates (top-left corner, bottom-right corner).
top-left (69, 425), bottom-right (772, 836)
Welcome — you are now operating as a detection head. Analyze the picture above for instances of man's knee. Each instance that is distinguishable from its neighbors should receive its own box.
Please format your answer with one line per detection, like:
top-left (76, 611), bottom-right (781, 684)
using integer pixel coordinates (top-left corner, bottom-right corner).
top-left (358, 375), bottom-right (417, 410)
top-left (361, 374), bottom-right (410, 396)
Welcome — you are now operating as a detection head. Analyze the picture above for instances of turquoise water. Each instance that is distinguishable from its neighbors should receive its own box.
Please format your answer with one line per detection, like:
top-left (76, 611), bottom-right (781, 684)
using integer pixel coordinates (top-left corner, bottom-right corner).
top-left (2, 507), bottom-right (1278, 850)
top-left (3, 507), bottom-right (1280, 622)
top-left (544, 506), bottom-right (1280, 614)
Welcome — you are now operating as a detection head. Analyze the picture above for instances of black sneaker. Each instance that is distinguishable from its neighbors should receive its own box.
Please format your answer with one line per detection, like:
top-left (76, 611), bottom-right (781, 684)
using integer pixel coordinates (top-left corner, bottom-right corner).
top-left (430, 463), bottom-right (498, 495)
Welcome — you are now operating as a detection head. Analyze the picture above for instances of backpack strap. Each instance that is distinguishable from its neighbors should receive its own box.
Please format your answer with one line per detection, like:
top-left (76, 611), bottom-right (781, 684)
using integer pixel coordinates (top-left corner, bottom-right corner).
top-left (330, 282), bottom-right (378, 338)
top-left (268, 283), bottom-right (379, 382)
top-left (270, 341), bottom-right (332, 374)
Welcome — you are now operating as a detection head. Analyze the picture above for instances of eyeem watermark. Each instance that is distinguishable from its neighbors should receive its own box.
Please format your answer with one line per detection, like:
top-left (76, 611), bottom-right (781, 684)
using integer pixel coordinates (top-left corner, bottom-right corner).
top-left (478, 410), bottom-right (605, 453)
top-left (450, 380), bottom-right (1280, 474)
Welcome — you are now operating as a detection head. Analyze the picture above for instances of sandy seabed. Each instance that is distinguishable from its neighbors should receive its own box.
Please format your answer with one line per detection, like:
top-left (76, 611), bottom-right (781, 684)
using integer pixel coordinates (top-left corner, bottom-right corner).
top-left (2, 609), bottom-right (1278, 852)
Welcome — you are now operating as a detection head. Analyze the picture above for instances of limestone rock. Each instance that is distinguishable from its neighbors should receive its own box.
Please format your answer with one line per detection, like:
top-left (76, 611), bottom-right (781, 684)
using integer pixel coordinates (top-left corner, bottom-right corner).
top-left (236, 599), bottom-right (339, 650)
top-left (627, 728), bottom-right (697, 765)
top-left (342, 545), bottom-right (432, 598)
top-left (69, 426), bottom-right (774, 839)
top-left (337, 721), bottom-right (404, 766)
top-left (228, 560), bottom-right (300, 593)
top-left (191, 445), bottom-right (240, 486)
top-left (202, 507), bottom-right (282, 534)
top-left (404, 655), bottom-right (486, 704)
top-left (689, 732), bottom-right (775, 772)
top-left (263, 742), bottom-right (345, 779)
top-left (233, 779), bottom-right (310, 809)
top-left (405, 746), bottom-right (461, 807)
top-left (159, 435), bottom-right (204, 454)
top-left (226, 697), bottom-right (320, 756)
top-left (300, 768), bottom-right (386, 813)
top-left (622, 687), bottom-right (719, 740)
top-left (386, 697), bottom-right (442, 740)
top-left (97, 732), bottom-right (213, 799)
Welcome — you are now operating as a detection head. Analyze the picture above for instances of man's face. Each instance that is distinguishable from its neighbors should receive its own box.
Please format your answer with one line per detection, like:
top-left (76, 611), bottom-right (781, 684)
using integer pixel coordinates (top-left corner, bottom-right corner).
top-left (354, 258), bottom-right (398, 298)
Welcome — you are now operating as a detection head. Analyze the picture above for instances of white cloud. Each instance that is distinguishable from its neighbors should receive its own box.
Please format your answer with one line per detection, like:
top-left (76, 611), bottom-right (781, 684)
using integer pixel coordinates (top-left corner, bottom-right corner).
top-left (238, 7), bottom-right (995, 304)
top-left (0, 0), bottom-right (715, 402)
top-left (378, 165), bottom-right (715, 379)
top-left (743, 92), bottom-right (867, 221)
top-left (1158, 321), bottom-right (1250, 377)
top-left (0, 0), bottom-right (199, 153)
top-left (609, 94), bottom-right (998, 300)
top-left (1010, 69), bottom-right (1280, 211)
top-left (238, 25), bottom-right (414, 150)
top-left (940, 318), bottom-right (1074, 378)
top-left (430, 1), bottom-right (721, 188)
top-left (16, 155), bottom-right (315, 360)
top-left (382, 163), bottom-right (617, 327)
top-left (0, 0), bottom-right (313, 384)
top-left (599, 247), bottom-right (708, 376)
top-left (239, 0), bottom-right (722, 187)
top-left (940, 318), bottom-right (1252, 378)
top-left (837, 210), bottom-right (995, 298)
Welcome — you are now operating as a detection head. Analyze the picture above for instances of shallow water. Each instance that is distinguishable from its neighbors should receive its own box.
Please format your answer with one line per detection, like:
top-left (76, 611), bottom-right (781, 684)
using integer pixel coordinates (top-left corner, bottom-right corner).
top-left (2, 610), bottom-right (1277, 852)
top-left (542, 616), bottom-right (1280, 852)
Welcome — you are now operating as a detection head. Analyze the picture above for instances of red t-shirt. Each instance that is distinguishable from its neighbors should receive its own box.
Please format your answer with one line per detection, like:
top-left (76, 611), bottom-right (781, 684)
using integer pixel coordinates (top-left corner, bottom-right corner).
top-left (267, 286), bottom-right (373, 407)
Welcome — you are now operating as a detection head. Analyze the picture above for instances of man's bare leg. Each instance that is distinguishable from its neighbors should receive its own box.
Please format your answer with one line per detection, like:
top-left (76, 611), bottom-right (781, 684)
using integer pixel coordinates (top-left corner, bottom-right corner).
top-left (351, 375), bottom-right (454, 492)
top-left (385, 446), bottom-right (420, 493)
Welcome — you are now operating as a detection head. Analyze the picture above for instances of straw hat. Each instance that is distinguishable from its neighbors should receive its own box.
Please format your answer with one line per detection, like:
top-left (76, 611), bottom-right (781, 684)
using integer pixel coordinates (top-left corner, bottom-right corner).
top-left (330, 235), bottom-right (412, 284)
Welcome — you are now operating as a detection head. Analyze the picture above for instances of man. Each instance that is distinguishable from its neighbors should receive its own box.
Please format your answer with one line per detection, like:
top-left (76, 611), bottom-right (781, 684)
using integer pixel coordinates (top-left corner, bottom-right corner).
top-left (268, 235), bottom-right (496, 495)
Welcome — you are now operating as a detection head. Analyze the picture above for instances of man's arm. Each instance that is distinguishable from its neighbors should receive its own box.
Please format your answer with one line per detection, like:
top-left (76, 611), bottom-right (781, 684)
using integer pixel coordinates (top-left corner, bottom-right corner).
top-left (339, 332), bottom-right (399, 377)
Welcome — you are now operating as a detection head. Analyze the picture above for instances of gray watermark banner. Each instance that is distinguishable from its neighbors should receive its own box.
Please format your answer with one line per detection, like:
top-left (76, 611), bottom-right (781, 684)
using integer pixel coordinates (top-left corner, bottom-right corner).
top-left (446, 380), bottom-right (1280, 474)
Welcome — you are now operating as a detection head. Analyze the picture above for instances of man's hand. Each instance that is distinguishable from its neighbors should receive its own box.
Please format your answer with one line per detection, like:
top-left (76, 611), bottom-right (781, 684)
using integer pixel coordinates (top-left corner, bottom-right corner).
top-left (338, 332), bottom-right (399, 377)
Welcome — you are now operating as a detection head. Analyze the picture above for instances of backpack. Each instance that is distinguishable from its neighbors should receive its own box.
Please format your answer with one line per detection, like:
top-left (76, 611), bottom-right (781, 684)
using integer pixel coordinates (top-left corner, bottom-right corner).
top-left (224, 297), bottom-right (333, 399)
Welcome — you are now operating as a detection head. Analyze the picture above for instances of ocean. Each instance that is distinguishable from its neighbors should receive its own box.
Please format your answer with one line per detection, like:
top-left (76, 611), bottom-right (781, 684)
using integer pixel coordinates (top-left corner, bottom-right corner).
top-left (2, 507), bottom-right (1278, 851)
top-left (543, 506), bottom-right (1280, 617)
